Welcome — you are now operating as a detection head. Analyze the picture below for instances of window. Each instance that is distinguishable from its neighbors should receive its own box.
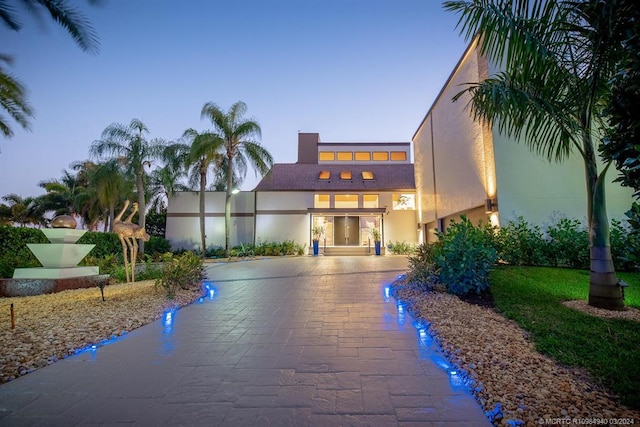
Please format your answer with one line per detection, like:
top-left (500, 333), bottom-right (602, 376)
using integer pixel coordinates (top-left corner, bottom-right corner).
top-left (319, 151), bottom-right (335, 161)
top-left (340, 171), bottom-right (352, 180)
top-left (337, 151), bottom-right (353, 161)
top-left (355, 151), bottom-right (371, 161)
top-left (390, 151), bottom-right (407, 161)
top-left (335, 194), bottom-right (358, 208)
top-left (318, 171), bottom-right (330, 180)
top-left (372, 151), bottom-right (389, 161)
top-left (314, 194), bottom-right (330, 208)
top-left (363, 194), bottom-right (379, 208)
top-left (361, 171), bottom-right (374, 180)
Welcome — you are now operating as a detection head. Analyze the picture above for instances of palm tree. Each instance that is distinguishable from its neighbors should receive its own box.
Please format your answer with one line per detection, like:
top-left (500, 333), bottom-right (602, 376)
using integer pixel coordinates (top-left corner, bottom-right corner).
top-left (1, 193), bottom-right (44, 227)
top-left (86, 159), bottom-right (134, 231)
top-left (90, 119), bottom-right (166, 254)
top-left (179, 128), bottom-right (225, 255)
top-left (200, 101), bottom-right (273, 257)
top-left (444, 0), bottom-right (627, 310)
top-left (0, 0), bottom-right (98, 138)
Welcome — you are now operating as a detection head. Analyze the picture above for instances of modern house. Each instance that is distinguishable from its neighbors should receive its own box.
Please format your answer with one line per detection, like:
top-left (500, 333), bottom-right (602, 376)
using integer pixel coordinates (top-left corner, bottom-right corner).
top-left (166, 40), bottom-right (634, 253)
top-left (165, 133), bottom-right (418, 254)
top-left (412, 39), bottom-right (634, 243)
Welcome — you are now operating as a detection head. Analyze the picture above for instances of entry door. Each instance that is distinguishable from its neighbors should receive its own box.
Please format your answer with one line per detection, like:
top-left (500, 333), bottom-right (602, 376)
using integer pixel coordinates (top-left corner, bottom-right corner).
top-left (334, 216), bottom-right (359, 246)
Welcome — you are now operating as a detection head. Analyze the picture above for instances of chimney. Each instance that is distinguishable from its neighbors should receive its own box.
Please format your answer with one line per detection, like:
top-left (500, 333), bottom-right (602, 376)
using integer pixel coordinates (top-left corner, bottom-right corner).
top-left (297, 133), bottom-right (319, 164)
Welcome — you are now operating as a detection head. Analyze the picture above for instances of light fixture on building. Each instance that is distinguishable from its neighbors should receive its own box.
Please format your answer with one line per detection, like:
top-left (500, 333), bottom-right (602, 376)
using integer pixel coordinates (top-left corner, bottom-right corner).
top-left (485, 198), bottom-right (497, 213)
top-left (231, 188), bottom-right (240, 195)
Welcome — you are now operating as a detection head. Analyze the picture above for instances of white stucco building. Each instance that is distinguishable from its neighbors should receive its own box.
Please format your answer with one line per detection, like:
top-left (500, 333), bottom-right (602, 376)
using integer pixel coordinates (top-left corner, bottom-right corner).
top-left (166, 133), bottom-right (418, 254)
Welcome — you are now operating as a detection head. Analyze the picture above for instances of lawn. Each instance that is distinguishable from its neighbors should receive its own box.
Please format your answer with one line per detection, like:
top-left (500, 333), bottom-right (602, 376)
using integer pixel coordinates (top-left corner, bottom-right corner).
top-left (490, 266), bottom-right (640, 409)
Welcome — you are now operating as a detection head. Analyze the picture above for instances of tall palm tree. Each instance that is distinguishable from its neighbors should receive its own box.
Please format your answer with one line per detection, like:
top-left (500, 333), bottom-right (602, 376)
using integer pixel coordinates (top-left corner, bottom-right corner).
top-left (178, 129), bottom-right (222, 254)
top-left (0, 0), bottom-right (99, 139)
top-left (444, 0), bottom-right (628, 309)
top-left (86, 159), bottom-right (134, 231)
top-left (90, 119), bottom-right (166, 254)
top-left (200, 101), bottom-right (273, 257)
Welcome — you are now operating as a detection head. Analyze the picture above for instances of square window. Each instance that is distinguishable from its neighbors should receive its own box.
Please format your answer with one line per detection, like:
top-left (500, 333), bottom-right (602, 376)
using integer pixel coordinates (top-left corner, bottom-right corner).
top-left (372, 151), bottom-right (389, 161)
top-left (340, 171), bottom-right (352, 180)
top-left (355, 151), bottom-right (371, 161)
top-left (318, 171), bottom-right (330, 180)
top-left (314, 194), bottom-right (330, 208)
top-left (390, 151), bottom-right (407, 161)
top-left (363, 194), bottom-right (378, 208)
top-left (319, 151), bottom-right (335, 161)
top-left (337, 151), bottom-right (353, 161)
top-left (361, 171), bottom-right (374, 180)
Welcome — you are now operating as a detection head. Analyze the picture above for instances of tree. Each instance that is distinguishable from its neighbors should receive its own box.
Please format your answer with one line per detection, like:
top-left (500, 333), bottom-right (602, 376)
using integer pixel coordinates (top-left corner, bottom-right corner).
top-left (600, 0), bottom-right (640, 199)
top-left (90, 119), bottom-right (166, 253)
top-left (1, 193), bottom-right (45, 226)
top-left (0, 0), bottom-right (99, 139)
top-left (179, 128), bottom-right (224, 255)
top-left (86, 159), bottom-right (134, 231)
top-left (200, 101), bottom-right (273, 257)
top-left (443, 0), bottom-right (628, 310)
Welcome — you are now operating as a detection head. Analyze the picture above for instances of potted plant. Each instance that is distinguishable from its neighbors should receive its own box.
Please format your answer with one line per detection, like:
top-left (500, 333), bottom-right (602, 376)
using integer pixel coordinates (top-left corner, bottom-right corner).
top-left (312, 225), bottom-right (324, 256)
top-left (370, 227), bottom-right (381, 255)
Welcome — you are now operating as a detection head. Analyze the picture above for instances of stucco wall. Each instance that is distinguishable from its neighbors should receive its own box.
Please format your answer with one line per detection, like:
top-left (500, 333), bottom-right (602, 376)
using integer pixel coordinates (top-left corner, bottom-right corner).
top-left (165, 191), bottom-right (255, 251)
top-left (255, 191), bottom-right (311, 245)
top-left (413, 44), bottom-right (493, 225)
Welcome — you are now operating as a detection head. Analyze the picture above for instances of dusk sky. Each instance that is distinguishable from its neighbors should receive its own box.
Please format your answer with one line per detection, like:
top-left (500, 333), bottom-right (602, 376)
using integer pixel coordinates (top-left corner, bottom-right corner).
top-left (0, 0), bottom-right (469, 199)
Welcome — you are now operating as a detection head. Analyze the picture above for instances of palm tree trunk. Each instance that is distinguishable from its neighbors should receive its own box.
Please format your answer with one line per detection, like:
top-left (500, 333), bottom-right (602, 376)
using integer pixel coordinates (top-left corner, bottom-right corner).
top-left (588, 162), bottom-right (624, 310)
top-left (199, 170), bottom-right (206, 256)
top-left (224, 160), bottom-right (233, 258)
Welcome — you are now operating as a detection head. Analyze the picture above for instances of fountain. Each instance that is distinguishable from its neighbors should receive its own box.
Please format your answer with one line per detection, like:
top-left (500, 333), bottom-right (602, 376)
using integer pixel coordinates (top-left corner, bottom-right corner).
top-left (0, 216), bottom-right (107, 297)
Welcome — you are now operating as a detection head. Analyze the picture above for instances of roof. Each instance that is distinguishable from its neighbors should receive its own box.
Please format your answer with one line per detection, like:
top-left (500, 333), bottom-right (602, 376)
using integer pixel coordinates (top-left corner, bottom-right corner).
top-left (253, 163), bottom-right (415, 191)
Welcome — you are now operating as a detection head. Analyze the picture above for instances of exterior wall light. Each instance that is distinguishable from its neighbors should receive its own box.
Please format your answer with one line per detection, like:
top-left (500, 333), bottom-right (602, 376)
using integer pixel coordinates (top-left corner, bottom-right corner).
top-left (485, 198), bottom-right (497, 213)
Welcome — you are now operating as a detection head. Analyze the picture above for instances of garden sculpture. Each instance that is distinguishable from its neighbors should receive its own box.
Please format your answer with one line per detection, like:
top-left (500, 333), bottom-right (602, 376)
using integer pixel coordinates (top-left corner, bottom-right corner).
top-left (113, 200), bottom-right (147, 283)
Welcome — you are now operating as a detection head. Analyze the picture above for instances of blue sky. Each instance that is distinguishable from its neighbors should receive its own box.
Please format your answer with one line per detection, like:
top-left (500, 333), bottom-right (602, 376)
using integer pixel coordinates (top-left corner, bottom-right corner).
top-left (0, 0), bottom-right (469, 198)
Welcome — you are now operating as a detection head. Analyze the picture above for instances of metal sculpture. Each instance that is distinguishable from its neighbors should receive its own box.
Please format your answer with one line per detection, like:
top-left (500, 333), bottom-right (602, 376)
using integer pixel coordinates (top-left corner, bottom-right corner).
top-left (113, 200), bottom-right (148, 283)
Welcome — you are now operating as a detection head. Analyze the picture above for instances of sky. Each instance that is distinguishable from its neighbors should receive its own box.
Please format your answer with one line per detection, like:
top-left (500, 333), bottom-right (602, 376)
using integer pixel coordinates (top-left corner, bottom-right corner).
top-left (0, 0), bottom-right (470, 198)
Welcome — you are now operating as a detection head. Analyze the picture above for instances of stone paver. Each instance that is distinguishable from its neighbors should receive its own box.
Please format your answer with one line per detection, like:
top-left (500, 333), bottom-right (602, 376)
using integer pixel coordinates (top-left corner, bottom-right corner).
top-left (0, 256), bottom-right (490, 426)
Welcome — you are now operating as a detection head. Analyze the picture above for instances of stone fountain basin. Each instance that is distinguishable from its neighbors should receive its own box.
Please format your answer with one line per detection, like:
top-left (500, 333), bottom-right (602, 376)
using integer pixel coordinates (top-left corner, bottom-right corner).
top-left (27, 243), bottom-right (95, 268)
top-left (41, 228), bottom-right (86, 244)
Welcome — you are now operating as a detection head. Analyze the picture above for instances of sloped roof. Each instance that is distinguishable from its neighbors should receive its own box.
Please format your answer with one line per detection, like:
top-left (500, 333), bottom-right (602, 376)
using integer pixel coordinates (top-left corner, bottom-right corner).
top-left (253, 163), bottom-right (415, 191)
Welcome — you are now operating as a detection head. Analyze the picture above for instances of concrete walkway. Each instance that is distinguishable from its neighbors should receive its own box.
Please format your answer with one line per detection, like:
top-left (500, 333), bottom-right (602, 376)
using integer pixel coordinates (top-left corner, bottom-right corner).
top-left (0, 256), bottom-right (489, 426)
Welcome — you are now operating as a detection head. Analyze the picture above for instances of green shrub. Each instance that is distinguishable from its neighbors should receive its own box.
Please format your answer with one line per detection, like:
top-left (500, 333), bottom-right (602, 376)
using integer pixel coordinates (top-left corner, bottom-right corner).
top-left (435, 216), bottom-right (498, 295)
top-left (495, 216), bottom-right (548, 266)
top-left (406, 242), bottom-right (439, 291)
top-left (253, 240), bottom-right (305, 256)
top-left (387, 241), bottom-right (417, 255)
top-left (544, 218), bottom-right (589, 269)
top-left (0, 225), bottom-right (46, 277)
top-left (155, 251), bottom-right (204, 298)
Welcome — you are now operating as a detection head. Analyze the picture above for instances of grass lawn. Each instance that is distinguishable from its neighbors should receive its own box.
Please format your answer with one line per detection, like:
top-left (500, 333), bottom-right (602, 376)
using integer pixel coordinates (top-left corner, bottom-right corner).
top-left (489, 266), bottom-right (640, 410)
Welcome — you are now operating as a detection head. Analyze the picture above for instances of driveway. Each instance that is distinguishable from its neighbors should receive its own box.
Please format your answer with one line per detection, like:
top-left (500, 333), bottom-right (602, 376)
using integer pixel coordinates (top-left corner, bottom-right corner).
top-left (0, 256), bottom-right (489, 426)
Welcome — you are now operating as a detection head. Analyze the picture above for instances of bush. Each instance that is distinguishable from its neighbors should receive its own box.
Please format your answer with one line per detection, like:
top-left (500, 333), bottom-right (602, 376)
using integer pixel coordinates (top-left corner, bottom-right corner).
top-left (406, 242), bottom-right (439, 291)
top-left (494, 216), bottom-right (548, 266)
top-left (0, 225), bottom-right (47, 277)
top-left (155, 251), bottom-right (204, 298)
top-left (544, 218), bottom-right (589, 269)
top-left (435, 216), bottom-right (498, 296)
top-left (387, 241), bottom-right (417, 255)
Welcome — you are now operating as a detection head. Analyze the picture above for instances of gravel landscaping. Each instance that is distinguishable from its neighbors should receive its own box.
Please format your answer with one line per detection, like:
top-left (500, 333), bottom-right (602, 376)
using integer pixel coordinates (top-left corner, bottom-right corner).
top-left (0, 280), bottom-right (203, 384)
top-left (391, 280), bottom-right (640, 426)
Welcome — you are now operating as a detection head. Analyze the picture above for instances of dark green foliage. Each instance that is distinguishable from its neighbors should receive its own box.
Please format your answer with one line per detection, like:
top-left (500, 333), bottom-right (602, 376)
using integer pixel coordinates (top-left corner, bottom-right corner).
top-left (491, 266), bottom-right (640, 409)
top-left (435, 216), bottom-right (498, 296)
top-left (252, 240), bottom-right (306, 256)
top-left (0, 225), bottom-right (47, 277)
top-left (145, 236), bottom-right (171, 258)
top-left (406, 242), bottom-right (439, 291)
top-left (155, 251), bottom-right (204, 298)
top-left (145, 210), bottom-right (166, 237)
top-left (77, 231), bottom-right (122, 259)
top-left (544, 218), bottom-right (589, 269)
top-left (387, 241), bottom-right (417, 255)
top-left (494, 216), bottom-right (548, 266)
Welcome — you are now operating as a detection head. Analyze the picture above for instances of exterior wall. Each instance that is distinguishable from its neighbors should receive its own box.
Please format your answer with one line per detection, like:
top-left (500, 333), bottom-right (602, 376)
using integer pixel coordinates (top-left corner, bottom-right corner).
top-left (165, 191), bottom-right (254, 251)
top-left (493, 129), bottom-right (635, 227)
top-left (255, 191), bottom-right (311, 245)
top-left (413, 42), bottom-right (494, 229)
top-left (413, 41), bottom-right (634, 235)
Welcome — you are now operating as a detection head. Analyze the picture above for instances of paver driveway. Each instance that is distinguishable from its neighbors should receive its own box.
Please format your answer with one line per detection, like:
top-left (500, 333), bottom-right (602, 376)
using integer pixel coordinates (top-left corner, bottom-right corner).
top-left (0, 256), bottom-right (489, 426)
